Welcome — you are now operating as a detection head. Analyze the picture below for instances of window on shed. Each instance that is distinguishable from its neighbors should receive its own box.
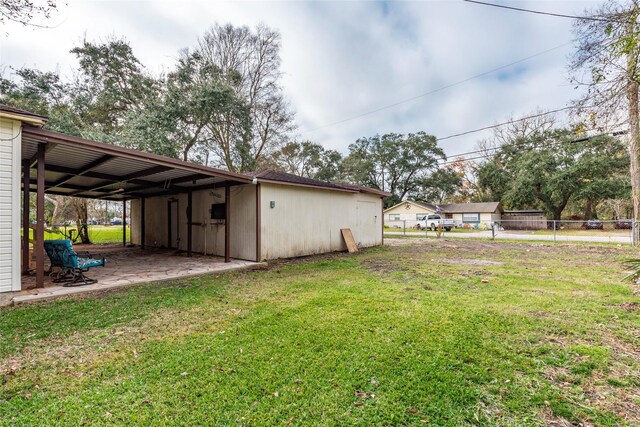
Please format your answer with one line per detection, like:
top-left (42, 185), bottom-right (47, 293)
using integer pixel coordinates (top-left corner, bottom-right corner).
top-left (462, 213), bottom-right (480, 223)
top-left (389, 214), bottom-right (400, 221)
top-left (445, 213), bottom-right (453, 219)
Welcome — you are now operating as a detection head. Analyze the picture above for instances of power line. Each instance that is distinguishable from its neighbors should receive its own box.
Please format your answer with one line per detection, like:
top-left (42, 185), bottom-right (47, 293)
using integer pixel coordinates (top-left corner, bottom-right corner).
top-left (463, 0), bottom-right (622, 23)
top-left (299, 42), bottom-right (570, 134)
top-left (435, 106), bottom-right (578, 142)
top-left (439, 128), bottom-right (628, 166)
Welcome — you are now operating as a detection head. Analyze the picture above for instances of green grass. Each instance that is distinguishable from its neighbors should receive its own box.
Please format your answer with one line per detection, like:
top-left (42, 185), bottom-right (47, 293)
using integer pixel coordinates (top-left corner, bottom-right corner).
top-left (23, 225), bottom-right (129, 245)
top-left (1, 240), bottom-right (639, 426)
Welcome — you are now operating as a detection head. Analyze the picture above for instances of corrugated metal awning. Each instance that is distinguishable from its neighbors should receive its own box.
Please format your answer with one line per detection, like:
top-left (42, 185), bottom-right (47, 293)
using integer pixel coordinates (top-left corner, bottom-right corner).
top-left (21, 126), bottom-right (253, 201)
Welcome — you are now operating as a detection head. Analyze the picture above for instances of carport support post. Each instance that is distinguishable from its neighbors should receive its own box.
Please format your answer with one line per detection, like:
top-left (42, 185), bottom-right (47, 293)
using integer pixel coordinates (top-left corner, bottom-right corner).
top-left (122, 200), bottom-right (127, 247)
top-left (22, 160), bottom-right (30, 275)
top-left (187, 190), bottom-right (192, 257)
top-left (140, 197), bottom-right (145, 249)
top-left (35, 143), bottom-right (45, 289)
top-left (225, 184), bottom-right (230, 263)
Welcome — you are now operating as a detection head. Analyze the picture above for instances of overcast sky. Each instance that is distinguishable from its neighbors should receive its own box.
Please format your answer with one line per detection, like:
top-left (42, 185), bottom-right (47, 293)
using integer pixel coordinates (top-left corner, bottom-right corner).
top-left (1, 0), bottom-right (603, 157)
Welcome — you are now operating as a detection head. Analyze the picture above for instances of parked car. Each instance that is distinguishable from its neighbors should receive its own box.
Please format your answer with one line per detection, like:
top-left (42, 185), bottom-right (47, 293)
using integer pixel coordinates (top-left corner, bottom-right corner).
top-left (416, 214), bottom-right (456, 231)
top-left (583, 219), bottom-right (604, 230)
top-left (615, 219), bottom-right (633, 229)
top-left (111, 218), bottom-right (123, 226)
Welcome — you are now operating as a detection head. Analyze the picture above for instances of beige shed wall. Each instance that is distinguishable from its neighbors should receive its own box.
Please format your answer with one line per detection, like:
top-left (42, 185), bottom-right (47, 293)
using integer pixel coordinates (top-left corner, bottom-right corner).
top-left (0, 118), bottom-right (21, 293)
top-left (384, 202), bottom-right (435, 222)
top-left (131, 184), bottom-right (257, 261)
top-left (259, 183), bottom-right (383, 260)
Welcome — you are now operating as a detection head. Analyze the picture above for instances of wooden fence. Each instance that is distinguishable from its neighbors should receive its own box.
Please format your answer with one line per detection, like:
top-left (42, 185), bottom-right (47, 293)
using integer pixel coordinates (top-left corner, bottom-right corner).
top-left (500, 215), bottom-right (547, 230)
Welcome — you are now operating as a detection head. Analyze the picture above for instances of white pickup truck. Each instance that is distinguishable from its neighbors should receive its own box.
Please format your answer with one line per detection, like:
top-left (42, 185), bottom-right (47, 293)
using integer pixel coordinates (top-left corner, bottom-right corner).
top-left (416, 214), bottom-right (456, 231)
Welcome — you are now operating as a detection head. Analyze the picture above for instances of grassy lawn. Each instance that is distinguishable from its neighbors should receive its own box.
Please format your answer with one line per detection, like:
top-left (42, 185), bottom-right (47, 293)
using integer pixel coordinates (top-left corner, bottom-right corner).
top-left (1, 240), bottom-right (639, 426)
top-left (23, 225), bottom-right (129, 245)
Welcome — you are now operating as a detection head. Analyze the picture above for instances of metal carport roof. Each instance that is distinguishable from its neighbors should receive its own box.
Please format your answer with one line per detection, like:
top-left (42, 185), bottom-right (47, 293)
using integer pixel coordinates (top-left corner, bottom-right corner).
top-left (21, 126), bottom-right (253, 200)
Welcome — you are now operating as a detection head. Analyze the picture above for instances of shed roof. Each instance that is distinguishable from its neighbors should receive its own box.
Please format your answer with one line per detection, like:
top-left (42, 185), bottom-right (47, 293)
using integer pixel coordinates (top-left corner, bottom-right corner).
top-left (252, 170), bottom-right (390, 197)
top-left (12, 104), bottom-right (387, 200)
top-left (22, 126), bottom-right (253, 201)
top-left (20, 127), bottom-right (388, 201)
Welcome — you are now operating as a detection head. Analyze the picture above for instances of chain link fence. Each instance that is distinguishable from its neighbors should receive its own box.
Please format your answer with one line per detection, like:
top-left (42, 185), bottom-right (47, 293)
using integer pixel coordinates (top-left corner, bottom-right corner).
top-left (384, 219), bottom-right (638, 245)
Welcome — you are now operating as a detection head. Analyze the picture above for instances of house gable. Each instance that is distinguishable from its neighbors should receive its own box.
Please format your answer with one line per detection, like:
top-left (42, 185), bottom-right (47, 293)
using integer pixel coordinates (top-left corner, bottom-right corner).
top-left (384, 201), bottom-right (436, 221)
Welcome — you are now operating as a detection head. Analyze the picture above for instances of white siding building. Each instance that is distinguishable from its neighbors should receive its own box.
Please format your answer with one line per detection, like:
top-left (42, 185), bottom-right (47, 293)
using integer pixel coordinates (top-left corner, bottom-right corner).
top-left (0, 107), bottom-right (47, 294)
top-left (0, 118), bottom-right (22, 293)
top-left (0, 104), bottom-right (388, 294)
top-left (130, 172), bottom-right (386, 262)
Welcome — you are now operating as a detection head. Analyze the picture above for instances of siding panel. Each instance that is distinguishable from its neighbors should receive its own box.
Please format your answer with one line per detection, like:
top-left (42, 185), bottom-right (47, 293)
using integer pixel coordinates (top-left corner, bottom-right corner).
top-left (0, 118), bottom-right (21, 292)
top-left (260, 184), bottom-right (383, 260)
top-left (130, 185), bottom-right (258, 261)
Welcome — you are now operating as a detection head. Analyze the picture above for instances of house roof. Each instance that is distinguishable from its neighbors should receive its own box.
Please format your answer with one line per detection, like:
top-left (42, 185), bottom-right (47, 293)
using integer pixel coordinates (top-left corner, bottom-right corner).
top-left (440, 202), bottom-right (502, 213)
top-left (383, 200), bottom-right (437, 213)
top-left (413, 201), bottom-right (438, 211)
top-left (0, 104), bottom-right (48, 126)
top-left (252, 170), bottom-right (390, 197)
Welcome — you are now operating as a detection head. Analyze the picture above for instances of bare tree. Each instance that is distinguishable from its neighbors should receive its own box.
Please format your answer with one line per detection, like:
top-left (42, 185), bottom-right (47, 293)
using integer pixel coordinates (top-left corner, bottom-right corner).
top-left (492, 109), bottom-right (557, 146)
top-left (474, 109), bottom-right (559, 162)
top-left (570, 0), bottom-right (640, 239)
top-left (196, 23), bottom-right (295, 172)
top-left (0, 0), bottom-right (59, 27)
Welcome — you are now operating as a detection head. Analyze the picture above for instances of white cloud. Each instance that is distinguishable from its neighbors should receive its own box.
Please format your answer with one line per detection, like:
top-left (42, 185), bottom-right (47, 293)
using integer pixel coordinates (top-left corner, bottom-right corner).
top-left (1, 0), bottom-right (604, 157)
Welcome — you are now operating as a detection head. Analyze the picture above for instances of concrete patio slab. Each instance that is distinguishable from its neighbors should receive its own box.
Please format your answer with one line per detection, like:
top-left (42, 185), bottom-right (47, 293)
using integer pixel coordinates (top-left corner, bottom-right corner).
top-left (13, 245), bottom-right (265, 305)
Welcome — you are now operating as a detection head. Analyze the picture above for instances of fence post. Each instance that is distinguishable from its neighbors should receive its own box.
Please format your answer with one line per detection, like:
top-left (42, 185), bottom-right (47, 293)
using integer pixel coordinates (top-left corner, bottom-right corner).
top-left (553, 220), bottom-right (556, 243)
top-left (491, 222), bottom-right (495, 240)
top-left (633, 220), bottom-right (637, 246)
top-left (403, 220), bottom-right (406, 237)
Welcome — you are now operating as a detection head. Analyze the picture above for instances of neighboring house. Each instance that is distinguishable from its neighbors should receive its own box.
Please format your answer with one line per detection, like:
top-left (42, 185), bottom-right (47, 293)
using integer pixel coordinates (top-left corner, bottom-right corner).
top-left (383, 200), bottom-right (438, 223)
top-left (439, 202), bottom-right (502, 226)
top-left (0, 104), bottom-right (390, 294)
top-left (384, 200), bottom-right (502, 227)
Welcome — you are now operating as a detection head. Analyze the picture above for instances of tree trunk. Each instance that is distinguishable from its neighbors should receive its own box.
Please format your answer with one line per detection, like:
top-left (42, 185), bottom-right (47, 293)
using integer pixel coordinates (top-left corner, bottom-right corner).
top-left (48, 195), bottom-right (66, 226)
top-left (583, 198), bottom-right (594, 220)
top-left (72, 198), bottom-right (91, 244)
top-left (627, 77), bottom-right (640, 244)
